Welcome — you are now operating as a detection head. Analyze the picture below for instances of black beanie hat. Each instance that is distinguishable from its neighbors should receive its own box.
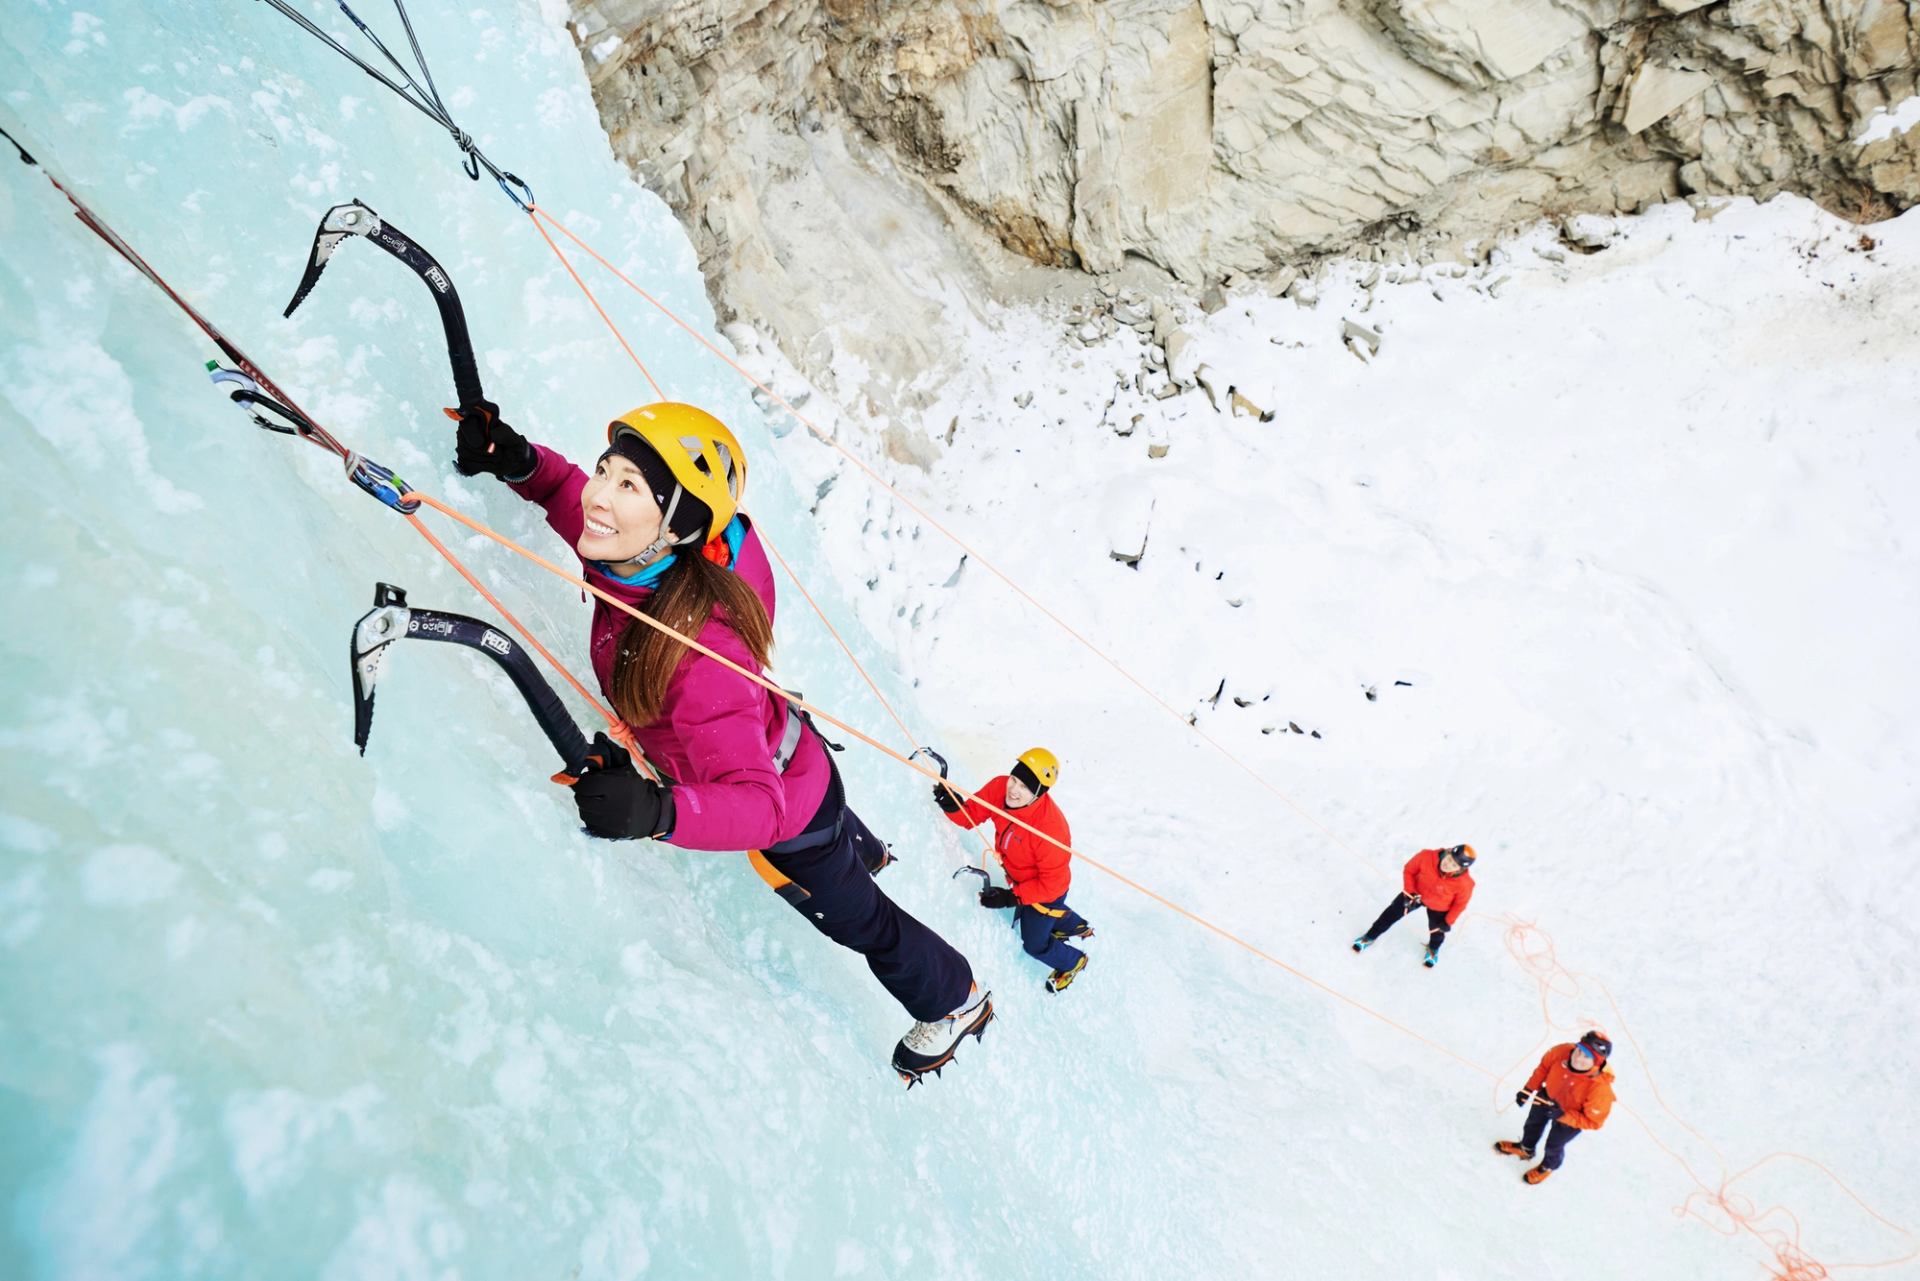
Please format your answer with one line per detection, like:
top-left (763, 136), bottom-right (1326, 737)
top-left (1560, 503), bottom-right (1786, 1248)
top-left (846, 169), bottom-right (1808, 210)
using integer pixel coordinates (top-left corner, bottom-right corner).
top-left (604, 430), bottom-right (713, 545)
top-left (1010, 760), bottom-right (1048, 798)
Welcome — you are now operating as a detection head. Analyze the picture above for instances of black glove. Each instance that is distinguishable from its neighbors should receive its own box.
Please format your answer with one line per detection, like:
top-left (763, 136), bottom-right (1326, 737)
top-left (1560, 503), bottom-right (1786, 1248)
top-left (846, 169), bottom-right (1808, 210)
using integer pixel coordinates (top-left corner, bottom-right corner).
top-left (571, 733), bottom-right (671, 839)
top-left (1515, 1090), bottom-right (1534, 1109)
top-left (452, 397), bottom-right (536, 480)
top-left (979, 885), bottom-right (1018, 910)
top-left (933, 782), bottom-right (964, 814)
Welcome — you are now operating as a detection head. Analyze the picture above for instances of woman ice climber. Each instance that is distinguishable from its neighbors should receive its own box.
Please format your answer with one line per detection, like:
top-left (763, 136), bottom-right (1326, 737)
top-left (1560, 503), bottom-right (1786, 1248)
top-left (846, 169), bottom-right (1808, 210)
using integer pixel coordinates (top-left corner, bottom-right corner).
top-left (452, 397), bottom-right (991, 1085)
top-left (936, 748), bottom-right (1092, 992)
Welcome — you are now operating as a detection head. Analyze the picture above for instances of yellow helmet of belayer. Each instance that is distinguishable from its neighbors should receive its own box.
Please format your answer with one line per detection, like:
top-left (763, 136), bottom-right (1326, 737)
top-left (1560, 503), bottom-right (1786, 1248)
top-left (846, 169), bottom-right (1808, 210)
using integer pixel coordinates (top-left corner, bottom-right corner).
top-left (607, 403), bottom-right (747, 544)
top-left (1015, 747), bottom-right (1060, 791)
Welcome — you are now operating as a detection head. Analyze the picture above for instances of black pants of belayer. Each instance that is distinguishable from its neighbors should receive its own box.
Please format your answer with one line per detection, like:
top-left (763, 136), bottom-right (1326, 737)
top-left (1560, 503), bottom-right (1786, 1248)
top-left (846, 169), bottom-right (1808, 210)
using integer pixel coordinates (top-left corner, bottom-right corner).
top-left (1363, 892), bottom-right (1452, 954)
top-left (760, 758), bottom-right (974, 1023)
top-left (1520, 1101), bottom-right (1582, 1171)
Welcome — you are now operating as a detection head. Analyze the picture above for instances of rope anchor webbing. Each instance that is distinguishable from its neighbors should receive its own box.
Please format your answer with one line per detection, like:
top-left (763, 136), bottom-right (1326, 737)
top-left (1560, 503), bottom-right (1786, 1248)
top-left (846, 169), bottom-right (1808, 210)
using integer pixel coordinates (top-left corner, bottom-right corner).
top-left (257, 0), bottom-right (533, 208)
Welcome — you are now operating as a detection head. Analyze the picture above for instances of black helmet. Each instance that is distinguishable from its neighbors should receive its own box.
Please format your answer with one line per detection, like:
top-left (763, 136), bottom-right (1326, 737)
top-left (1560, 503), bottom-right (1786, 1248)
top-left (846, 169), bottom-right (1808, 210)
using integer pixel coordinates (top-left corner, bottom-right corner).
top-left (1578, 1030), bottom-right (1612, 1063)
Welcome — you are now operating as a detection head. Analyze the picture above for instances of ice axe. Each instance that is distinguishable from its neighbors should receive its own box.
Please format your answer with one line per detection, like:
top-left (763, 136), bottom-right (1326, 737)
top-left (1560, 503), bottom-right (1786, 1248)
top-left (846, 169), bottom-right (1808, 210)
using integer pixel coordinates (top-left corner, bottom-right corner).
top-left (351, 582), bottom-right (594, 779)
top-left (284, 198), bottom-right (486, 411)
top-left (912, 746), bottom-right (990, 887)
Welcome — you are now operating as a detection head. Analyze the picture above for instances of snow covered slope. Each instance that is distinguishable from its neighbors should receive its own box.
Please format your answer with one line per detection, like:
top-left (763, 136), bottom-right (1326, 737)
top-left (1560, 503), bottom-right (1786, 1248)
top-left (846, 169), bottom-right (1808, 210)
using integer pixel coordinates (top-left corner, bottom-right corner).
top-left (3, 4), bottom-right (1918, 1280)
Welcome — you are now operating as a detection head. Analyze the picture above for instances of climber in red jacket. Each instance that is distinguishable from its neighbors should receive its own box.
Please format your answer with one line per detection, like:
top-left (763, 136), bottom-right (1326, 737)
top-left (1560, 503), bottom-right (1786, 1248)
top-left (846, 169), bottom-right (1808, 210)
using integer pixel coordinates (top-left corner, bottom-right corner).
top-left (936, 747), bottom-right (1093, 992)
top-left (1495, 1030), bottom-right (1618, 1184)
top-left (1352, 844), bottom-right (1476, 967)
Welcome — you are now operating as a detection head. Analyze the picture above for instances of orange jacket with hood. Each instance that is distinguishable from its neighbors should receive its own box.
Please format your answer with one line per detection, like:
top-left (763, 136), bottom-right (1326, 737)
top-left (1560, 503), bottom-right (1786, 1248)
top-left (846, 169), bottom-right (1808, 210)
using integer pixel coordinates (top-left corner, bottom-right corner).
top-left (946, 774), bottom-right (1072, 905)
top-left (1524, 1043), bottom-right (1616, 1131)
top-left (1403, 848), bottom-right (1476, 925)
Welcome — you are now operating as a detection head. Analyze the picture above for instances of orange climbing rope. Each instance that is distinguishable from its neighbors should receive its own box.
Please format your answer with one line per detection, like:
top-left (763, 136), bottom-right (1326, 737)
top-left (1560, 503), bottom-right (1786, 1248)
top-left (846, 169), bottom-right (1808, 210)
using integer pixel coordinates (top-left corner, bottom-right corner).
top-left (402, 510), bottom-right (645, 768)
top-left (528, 210), bottom-right (665, 401)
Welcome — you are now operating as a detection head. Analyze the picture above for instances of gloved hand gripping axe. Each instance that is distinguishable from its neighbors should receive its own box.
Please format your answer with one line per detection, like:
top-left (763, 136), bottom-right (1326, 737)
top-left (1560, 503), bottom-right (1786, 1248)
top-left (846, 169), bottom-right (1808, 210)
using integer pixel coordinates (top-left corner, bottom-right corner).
top-left (914, 746), bottom-right (990, 887)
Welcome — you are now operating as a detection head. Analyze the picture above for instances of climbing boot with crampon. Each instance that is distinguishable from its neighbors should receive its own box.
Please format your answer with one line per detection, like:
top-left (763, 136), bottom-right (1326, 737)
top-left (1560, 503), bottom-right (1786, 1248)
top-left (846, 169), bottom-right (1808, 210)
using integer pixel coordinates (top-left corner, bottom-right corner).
top-left (1351, 935), bottom-right (1375, 953)
top-left (1423, 945), bottom-right (1440, 968)
top-left (1052, 921), bottom-right (1094, 941)
top-left (1045, 955), bottom-right (1088, 993)
top-left (1523, 1166), bottom-right (1552, 1185)
top-left (1493, 1141), bottom-right (1533, 1160)
top-left (891, 986), bottom-right (992, 1088)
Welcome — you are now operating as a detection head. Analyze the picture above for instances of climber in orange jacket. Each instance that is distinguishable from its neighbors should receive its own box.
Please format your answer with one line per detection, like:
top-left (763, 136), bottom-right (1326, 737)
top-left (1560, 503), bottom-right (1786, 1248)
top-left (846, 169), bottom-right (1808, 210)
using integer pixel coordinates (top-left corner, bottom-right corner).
top-left (935, 747), bottom-right (1093, 992)
top-left (1352, 844), bottom-right (1477, 967)
top-left (1495, 1030), bottom-right (1617, 1184)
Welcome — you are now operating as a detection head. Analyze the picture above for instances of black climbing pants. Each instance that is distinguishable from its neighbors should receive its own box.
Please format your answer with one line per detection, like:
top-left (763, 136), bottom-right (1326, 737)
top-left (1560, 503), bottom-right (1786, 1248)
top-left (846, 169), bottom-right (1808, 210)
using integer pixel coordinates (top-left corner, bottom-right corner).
top-left (1363, 892), bottom-right (1452, 954)
top-left (1520, 1102), bottom-right (1583, 1171)
top-left (762, 760), bottom-right (973, 1023)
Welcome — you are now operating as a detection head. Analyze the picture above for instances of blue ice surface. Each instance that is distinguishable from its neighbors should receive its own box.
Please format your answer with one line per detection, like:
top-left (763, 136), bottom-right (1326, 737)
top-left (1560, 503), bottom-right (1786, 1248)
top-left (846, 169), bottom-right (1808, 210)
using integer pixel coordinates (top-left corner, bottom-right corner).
top-left (0, 4), bottom-right (1330, 1277)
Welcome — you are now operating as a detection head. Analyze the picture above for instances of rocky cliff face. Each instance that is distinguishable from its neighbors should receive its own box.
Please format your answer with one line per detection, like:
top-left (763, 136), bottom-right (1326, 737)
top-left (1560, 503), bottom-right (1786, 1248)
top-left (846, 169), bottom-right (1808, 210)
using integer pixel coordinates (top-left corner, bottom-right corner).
top-left (565, 0), bottom-right (1918, 412)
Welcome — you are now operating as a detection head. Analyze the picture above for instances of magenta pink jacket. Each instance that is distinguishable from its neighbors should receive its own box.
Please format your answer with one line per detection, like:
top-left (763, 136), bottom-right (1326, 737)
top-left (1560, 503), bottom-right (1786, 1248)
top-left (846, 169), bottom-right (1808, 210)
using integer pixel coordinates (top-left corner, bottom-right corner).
top-left (510, 444), bottom-right (830, 851)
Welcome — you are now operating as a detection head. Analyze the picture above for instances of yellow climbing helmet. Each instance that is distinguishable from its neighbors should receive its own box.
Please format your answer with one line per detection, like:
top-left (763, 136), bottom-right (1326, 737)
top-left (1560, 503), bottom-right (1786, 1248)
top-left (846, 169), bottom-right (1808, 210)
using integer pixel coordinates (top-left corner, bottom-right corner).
top-left (1015, 747), bottom-right (1060, 790)
top-left (607, 402), bottom-right (747, 544)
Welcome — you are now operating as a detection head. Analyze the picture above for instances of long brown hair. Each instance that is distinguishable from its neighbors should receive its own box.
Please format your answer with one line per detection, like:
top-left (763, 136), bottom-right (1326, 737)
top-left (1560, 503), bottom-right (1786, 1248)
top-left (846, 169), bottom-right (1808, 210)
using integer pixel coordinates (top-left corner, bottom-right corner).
top-left (609, 547), bottom-right (774, 726)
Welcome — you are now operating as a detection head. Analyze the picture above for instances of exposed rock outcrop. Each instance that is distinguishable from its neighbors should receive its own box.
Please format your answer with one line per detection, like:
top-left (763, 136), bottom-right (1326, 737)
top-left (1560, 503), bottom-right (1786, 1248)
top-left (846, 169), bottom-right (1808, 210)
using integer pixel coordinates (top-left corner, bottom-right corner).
top-left (566, 0), bottom-right (1918, 413)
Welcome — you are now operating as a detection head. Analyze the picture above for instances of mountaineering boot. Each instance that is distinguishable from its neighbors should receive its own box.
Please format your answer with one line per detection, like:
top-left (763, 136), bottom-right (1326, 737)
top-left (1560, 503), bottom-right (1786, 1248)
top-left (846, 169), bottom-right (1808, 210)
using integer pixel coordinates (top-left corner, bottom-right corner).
top-left (1523, 1166), bottom-right (1552, 1185)
top-left (1045, 954), bottom-right (1089, 993)
top-left (1493, 1141), bottom-right (1534, 1160)
top-left (1351, 935), bottom-right (1375, 953)
top-left (1422, 945), bottom-right (1440, 968)
top-left (892, 986), bottom-right (993, 1087)
top-left (1052, 921), bottom-right (1095, 941)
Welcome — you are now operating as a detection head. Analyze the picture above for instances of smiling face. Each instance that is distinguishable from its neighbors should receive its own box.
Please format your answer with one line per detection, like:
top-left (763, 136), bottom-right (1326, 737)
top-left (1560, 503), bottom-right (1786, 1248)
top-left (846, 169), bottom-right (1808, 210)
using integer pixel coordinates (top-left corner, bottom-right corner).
top-left (1439, 851), bottom-right (1462, 876)
top-left (1004, 774), bottom-right (1035, 810)
top-left (577, 453), bottom-right (667, 566)
top-left (1569, 1043), bottom-right (1595, 1071)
